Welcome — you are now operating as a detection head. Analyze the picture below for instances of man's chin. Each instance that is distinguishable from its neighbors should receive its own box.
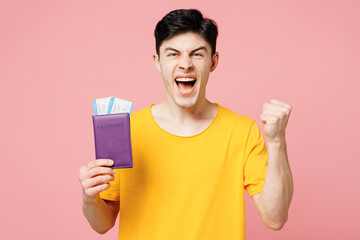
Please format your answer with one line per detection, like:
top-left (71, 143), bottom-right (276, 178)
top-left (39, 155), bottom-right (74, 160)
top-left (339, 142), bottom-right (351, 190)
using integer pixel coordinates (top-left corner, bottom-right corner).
top-left (174, 98), bottom-right (196, 109)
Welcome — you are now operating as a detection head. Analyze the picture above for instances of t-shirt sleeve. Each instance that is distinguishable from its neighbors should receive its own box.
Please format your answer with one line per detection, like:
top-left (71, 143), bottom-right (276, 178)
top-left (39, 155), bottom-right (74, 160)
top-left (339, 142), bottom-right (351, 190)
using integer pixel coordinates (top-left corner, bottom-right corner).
top-left (243, 121), bottom-right (268, 197)
top-left (99, 168), bottom-right (121, 201)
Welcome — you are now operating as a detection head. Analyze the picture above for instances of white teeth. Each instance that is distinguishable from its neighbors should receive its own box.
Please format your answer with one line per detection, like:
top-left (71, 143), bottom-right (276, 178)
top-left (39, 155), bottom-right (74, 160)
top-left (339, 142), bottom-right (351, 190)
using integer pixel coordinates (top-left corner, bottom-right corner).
top-left (175, 78), bottom-right (196, 82)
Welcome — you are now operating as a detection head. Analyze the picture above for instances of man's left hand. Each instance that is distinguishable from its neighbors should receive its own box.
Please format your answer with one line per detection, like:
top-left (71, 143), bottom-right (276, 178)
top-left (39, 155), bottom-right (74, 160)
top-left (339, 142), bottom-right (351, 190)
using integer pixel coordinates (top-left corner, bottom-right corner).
top-left (261, 99), bottom-right (292, 143)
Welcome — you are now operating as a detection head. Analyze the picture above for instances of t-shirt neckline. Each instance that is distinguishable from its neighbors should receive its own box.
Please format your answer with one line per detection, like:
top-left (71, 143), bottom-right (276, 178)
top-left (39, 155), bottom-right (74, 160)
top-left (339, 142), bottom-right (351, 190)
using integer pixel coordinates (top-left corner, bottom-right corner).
top-left (148, 103), bottom-right (221, 139)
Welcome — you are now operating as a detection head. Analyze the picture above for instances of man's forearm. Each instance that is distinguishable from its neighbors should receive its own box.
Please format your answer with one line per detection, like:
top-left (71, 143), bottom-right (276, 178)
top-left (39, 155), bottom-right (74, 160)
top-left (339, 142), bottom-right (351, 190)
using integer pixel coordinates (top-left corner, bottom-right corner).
top-left (260, 138), bottom-right (294, 229)
top-left (82, 194), bottom-right (119, 234)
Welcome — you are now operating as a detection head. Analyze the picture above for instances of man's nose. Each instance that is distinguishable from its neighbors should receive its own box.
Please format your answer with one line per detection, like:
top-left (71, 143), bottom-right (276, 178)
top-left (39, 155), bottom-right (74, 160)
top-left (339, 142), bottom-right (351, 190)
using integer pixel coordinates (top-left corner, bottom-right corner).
top-left (178, 55), bottom-right (193, 71)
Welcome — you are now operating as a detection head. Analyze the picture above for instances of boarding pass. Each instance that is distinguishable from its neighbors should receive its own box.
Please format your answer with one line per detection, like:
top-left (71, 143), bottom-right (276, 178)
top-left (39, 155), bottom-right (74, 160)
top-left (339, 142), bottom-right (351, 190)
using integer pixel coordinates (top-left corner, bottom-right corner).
top-left (92, 97), bottom-right (133, 115)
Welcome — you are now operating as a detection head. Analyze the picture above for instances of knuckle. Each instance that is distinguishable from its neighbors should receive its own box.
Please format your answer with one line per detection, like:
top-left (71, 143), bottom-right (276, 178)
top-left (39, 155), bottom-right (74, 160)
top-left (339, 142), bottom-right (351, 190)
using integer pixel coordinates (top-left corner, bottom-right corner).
top-left (86, 161), bottom-right (92, 169)
top-left (97, 175), bottom-right (107, 184)
top-left (88, 166), bottom-right (112, 178)
top-left (78, 172), bottom-right (87, 182)
top-left (94, 175), bottom-right (109, 185)
top-left (97, 184), bottom-right (106, 192)
top-left (108, 175), bottom-right (115, 181)
top-left (91, 160), bottom-right (99, 168)
top-left (86, 169), bottom-right (94, 178)
top-left (90, 177), bottom-right (100, 185)
top-left (103, 175), bottom-right (113, 183)
top-left (95, 160), bottom-right (103, 166)
top-left (79, 166), bottom-right (86, 175)
top-left (93, 168), bottom-right (100, 175)
top-left (80, 181), bottom-right (87, 189)
top-left (84, 188), bottom-right (92, 196)
top-left (102, 183), bottom-right (110, 191)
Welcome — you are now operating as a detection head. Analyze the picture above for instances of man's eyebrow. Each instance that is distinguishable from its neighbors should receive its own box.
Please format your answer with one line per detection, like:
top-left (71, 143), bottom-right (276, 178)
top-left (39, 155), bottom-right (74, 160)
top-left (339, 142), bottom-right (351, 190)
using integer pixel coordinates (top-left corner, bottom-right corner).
top-left (164, 47), bottom-right (179, 52)
top-left (163, 46), bottom-right (208, 53)
top-left (191, 46), bottom-right (207, 53)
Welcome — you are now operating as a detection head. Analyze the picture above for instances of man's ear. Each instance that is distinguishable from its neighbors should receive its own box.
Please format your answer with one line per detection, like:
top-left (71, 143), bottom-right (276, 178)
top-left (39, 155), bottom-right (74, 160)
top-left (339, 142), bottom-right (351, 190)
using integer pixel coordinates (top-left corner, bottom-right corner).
top-left (210, 52), bottom-right (219, 72)
top-left (153, 53), bottom-right (161, 73)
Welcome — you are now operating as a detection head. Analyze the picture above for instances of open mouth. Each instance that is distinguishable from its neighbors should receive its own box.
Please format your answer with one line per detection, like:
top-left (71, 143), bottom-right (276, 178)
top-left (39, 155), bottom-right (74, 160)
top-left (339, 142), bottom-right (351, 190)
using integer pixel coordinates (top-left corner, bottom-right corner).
top-left (175, 78), bottom-right (196, 95)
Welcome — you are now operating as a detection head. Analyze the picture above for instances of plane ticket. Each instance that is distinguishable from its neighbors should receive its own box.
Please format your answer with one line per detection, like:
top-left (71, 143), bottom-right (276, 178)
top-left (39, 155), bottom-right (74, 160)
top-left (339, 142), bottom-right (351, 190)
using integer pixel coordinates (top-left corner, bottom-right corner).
top-left (93, 97), bottom-right (133, 115)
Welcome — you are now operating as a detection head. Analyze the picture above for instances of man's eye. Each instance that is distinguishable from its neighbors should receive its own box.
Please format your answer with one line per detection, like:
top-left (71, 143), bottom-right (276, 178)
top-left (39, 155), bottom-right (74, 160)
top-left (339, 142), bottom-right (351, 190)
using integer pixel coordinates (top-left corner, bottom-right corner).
top-left (168, 53), bottom-right (177, 56)
top-left (194, 53), bottom-right (203, 57)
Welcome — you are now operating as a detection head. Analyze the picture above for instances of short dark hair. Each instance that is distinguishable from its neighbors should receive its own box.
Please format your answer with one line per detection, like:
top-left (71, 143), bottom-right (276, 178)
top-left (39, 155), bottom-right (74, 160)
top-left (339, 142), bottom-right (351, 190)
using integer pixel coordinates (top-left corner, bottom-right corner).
top-left (154, 9), bottom-right (218, 57)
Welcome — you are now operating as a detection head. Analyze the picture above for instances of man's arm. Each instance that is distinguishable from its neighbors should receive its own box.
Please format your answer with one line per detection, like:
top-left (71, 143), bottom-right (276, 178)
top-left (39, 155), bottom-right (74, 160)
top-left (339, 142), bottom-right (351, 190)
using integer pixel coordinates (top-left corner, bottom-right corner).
top-left (79, 159), bottom-right (120, 234)
top-left (252, 99), bottom-right (294, 230)
top-left (82, 196), bottom-right (119, 234)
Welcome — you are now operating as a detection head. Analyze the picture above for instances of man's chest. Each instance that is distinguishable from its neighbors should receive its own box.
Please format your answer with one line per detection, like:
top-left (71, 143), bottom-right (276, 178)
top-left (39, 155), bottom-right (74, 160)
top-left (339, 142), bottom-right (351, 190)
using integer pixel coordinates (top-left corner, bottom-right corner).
top-left (152, 116), bottom-right (215, 137)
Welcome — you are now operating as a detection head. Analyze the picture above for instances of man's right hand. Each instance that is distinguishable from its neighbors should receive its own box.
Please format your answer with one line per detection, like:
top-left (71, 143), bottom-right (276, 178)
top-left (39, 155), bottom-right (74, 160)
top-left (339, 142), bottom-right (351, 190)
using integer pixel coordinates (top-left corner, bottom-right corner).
top-left (78, 159), bottom-right (116, 199)
top-left (79, 159), bottom-right (119, 234)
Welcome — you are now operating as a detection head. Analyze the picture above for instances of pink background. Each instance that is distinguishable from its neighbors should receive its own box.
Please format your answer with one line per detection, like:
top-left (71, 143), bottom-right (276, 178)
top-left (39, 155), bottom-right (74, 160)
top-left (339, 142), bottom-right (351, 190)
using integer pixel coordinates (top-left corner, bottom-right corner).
top-left (1, 0), bottom-right (359, 239)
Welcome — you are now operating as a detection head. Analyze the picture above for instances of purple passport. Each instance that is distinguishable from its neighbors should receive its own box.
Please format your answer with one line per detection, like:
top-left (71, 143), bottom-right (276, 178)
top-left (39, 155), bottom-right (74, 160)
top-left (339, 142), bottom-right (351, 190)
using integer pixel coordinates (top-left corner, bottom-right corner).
top-left (92, 113), bottom-right (133, 169)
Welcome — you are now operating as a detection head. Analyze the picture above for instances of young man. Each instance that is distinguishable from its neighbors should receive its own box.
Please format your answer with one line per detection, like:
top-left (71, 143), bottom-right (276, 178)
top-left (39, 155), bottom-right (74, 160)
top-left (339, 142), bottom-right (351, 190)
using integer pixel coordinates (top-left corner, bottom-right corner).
top-left (79, 9), bottom-right (293, 239)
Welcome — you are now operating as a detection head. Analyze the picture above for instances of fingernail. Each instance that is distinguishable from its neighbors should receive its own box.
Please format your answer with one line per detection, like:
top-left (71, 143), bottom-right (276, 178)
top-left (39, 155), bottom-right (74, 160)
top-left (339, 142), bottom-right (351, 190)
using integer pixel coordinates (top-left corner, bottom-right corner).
top-left (109, 160), bottom-right (114, 165)
top-left (112, 170), bottom-right (116, 175)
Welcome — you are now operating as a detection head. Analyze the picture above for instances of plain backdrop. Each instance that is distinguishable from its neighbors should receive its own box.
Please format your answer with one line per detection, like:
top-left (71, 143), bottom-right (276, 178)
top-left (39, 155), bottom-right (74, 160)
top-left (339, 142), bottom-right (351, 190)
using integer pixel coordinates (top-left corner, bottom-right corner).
top-left (0, 0), bottom-right (359, 239)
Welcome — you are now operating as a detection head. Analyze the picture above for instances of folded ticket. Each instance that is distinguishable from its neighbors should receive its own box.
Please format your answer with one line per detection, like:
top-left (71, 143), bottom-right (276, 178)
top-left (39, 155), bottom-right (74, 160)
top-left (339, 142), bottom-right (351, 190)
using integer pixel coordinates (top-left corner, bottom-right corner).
top-left (108, 97), bottom-right (133, 114)
top-left (92, 97), bottom-right (112, 115)
top-left (93, 97), bottom-right (133, 115)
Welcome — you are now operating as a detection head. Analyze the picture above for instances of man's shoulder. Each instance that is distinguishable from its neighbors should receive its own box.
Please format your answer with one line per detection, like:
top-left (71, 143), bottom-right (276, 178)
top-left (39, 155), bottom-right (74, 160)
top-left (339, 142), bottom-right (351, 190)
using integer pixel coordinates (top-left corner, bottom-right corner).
top-left (217, 105), bottom-right (262, 141)
top-left (130, 105), bottom-right (151, 123)
top-left (218, 104), bottom-right (256, 127)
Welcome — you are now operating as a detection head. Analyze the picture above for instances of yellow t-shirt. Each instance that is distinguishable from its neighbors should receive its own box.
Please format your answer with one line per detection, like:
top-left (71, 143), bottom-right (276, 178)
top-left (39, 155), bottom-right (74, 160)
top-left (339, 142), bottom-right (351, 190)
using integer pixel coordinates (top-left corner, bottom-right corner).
top-left (99, 104), bottom-right (268, 240)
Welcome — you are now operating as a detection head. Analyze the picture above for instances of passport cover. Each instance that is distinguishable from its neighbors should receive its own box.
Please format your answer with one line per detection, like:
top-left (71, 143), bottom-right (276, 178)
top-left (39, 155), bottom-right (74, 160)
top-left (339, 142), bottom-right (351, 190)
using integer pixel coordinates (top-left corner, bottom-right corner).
top-left (92, 113), bottom-right (133, 168)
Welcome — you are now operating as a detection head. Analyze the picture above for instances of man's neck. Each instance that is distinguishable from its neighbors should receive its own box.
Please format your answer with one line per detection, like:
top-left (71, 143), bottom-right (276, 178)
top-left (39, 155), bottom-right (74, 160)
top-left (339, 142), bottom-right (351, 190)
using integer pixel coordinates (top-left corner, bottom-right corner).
top-left (153, 98), bottom-right (216, 123)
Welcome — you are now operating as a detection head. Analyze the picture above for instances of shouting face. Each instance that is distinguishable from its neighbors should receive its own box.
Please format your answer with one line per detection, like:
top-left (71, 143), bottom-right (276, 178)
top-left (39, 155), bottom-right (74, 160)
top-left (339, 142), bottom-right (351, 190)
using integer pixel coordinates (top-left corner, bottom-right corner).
top-left (153, 32), bottom-right (219, 109)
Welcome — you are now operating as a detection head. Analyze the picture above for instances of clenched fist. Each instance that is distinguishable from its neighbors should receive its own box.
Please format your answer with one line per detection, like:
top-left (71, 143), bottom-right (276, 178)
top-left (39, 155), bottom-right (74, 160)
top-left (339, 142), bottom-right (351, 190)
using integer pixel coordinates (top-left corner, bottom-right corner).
top-left (261, 99), bottom-right (292, 143)
top-left (79, 159), bottom-right (116, 199)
